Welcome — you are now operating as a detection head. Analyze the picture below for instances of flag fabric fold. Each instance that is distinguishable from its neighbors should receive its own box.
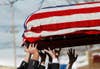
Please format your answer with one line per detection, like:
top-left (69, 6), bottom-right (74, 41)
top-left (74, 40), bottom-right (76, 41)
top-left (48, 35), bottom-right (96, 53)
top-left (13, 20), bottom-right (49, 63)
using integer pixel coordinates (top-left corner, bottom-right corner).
top-left (22, 2), bottom-right (100, 48)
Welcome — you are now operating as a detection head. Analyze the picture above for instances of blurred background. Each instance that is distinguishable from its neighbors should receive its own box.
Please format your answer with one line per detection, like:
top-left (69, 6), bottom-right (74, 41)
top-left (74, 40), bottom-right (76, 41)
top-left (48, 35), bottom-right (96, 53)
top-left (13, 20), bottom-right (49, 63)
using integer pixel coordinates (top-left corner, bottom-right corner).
top-left (0, 0), bottom-right (100, 69)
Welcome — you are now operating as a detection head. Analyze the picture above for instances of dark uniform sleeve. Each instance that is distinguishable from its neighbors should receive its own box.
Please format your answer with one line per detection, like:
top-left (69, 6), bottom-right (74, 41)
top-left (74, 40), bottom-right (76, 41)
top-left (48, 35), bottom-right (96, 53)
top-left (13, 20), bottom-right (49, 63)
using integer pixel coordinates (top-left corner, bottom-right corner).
top-left (39, 65), bottom-right (45, 69)
top-left (51, 63), bottom-right (59, 69)
top-left (47, 63), bottom-right (52, 69)
top-left (48, 63), bottom-right (59, 69)
top-left (17, 61), bottom-right (28, 69)
top-left (27, 59), bottom-right (39, 69)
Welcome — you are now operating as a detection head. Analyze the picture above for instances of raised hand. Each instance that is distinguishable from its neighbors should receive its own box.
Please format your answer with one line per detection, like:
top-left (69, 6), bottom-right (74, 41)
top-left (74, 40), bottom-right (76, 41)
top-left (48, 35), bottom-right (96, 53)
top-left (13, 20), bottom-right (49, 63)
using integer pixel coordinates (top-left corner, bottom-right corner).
top-left (24, 43), bottom-right (39, 61)
top-left (67, 48), bottom-right (78, 64)
top-left (67, 48), bottom-right (78, 69)
top-left (28, 44), bottom-right (38, 55)
top-left (44, 48), bottom-right (56, 59)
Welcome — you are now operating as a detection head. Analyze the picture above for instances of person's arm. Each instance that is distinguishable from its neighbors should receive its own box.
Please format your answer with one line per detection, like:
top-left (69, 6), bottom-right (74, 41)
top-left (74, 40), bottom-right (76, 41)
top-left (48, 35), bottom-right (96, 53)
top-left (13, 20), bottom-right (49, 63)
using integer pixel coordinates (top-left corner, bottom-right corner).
top-left (17, 48), bottom-right (30, 69)
top-left (44, 48), bottom-right (60, 69)
top-left (27, 44), bottom-right (39, 69)
top-left (67, 48), bottom-right (78, 69)
top-left (39, 51), bottom-right (46, 69)
top-left (17, 61), bottom-right (28, 69)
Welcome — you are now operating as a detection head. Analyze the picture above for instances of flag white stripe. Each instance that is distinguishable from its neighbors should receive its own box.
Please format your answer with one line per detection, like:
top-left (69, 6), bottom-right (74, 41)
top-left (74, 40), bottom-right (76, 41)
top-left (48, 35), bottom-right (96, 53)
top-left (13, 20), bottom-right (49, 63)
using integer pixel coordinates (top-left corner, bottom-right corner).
top-left (27, 12), bottom-right (100, 29)
top-left (25, 26), bottom-right (100, 37)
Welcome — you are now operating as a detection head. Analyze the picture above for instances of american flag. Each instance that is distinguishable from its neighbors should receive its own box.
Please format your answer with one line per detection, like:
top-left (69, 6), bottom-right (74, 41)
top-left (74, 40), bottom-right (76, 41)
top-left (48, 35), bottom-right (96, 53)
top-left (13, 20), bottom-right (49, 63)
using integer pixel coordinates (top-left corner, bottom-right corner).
top-left (23, 2), bottom-right (100, 44)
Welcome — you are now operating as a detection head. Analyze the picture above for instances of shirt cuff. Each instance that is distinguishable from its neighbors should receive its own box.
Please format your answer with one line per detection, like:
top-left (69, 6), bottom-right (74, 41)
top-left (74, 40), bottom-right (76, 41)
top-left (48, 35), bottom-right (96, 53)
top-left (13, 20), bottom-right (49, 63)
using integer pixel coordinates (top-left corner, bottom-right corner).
top-left (52, 58), bottom-right (59, 63)
top-left (41, 63), bottom-right (45, 67)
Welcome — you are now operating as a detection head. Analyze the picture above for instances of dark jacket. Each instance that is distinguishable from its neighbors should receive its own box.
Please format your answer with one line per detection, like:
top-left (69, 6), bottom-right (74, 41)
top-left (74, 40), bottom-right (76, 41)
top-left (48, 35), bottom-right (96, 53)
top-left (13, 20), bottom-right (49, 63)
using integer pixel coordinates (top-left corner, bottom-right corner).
top-left (27, 59), bottom-right (39, 69)
top-left (17, 60), bottom-right (45, 69)
top-left (17, 61), bottom-right (28, 69)
top-left (48, 63), bottom-right (59, 69)
top-left (18, 60), bottom-right (59, 69)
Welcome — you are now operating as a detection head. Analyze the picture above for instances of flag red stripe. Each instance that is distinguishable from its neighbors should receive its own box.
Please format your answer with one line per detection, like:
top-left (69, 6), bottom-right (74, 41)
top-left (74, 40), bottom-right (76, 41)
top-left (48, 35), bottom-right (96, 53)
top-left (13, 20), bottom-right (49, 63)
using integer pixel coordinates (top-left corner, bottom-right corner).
top-left (68, 30), bottom-right (100, 35)
top-left (30, 19), bottom-right (100, 32)
top-left (26, 7), bottom-right (100, 23)
top-left (23, 30), bottom-right (100, 43)
top-left (85, 30), bottom-right (100, 34)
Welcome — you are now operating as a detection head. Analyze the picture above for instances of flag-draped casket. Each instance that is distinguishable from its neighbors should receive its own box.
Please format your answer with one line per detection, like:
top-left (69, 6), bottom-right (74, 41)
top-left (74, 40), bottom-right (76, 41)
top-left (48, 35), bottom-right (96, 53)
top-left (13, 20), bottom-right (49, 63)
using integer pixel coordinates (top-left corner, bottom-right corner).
top-left (23, 2), bottom-right (100, 49)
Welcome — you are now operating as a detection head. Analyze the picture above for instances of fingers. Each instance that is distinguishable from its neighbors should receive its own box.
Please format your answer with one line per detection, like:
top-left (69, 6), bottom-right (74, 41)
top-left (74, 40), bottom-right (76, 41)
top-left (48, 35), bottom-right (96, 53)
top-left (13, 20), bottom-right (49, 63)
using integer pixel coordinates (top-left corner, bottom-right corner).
top-left (59, 48), bottom-right (61, 52)
top-left (68, 48), bottom-right (75, 55)
top-left (32, 43), bottom-right (35, 48)
top-left (67, 48), bottom-right (78, 58)
top-left (24, 46), bottom-right (27, 49)
top-left (34, 43), bottom-right (38, 48)
top-left (32, 44), bottom-right (37, 49)
top-left (48, 47), bottom-right (51, 51)
top-left (73, 49), bottom-right (75, 56)
top-left (52, 49), bottom-right (55, 53)
top-left (67, 48), bottom-right (72, 56)
top-left (68, 48), bottom-right (72, 55)
top-left (44, 48), bottom-right (54, 55)
top-left (24, 44), bottom-right (31, 52)
top-left (24, 46), bottom-right (29, 52)
top-left (24, 43), bottom-right (38, 53)
top-left (75, 54), bottom-right (78, 60)
top-left (44, 49), bottom-right (49, 54)
top-left (29, 44), bottom-right (32, 49)
top-left (67, 51), bottom-right (70, 56)
top-left (31, 43), bottom-right (38, 49)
